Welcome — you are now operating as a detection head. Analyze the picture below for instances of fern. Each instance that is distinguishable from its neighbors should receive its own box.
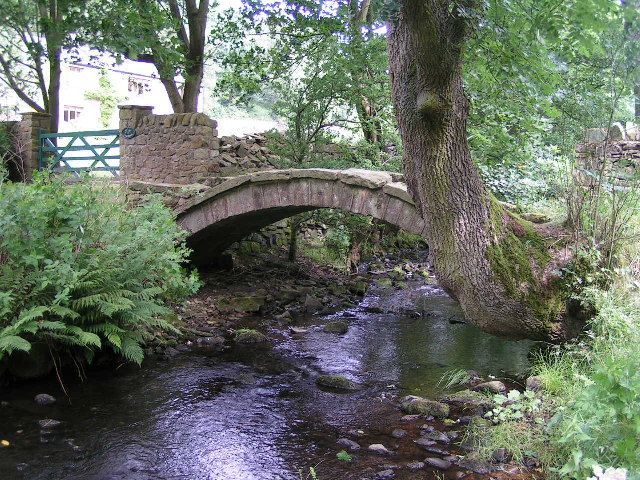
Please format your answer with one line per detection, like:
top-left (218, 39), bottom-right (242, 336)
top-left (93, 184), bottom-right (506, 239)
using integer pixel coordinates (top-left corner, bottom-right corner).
top-left (0, 335), bottom-right (31, 359)
top-left (0, 175), bottom-right (201, 370)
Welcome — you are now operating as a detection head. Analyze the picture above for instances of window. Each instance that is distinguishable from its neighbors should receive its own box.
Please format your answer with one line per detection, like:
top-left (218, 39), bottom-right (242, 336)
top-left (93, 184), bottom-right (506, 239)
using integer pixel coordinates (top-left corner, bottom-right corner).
top-left (128, 77), bottom-right (150, 95)
top-left (63, 106), bottom-right (82, 122)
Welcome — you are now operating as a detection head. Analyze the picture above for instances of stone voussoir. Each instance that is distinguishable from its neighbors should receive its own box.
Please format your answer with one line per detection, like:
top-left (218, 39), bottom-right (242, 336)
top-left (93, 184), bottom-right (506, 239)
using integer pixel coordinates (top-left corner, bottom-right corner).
top-left (339, 168), bottom-right (394, 189)
top-left (382, 182), bottom-right (415, 204)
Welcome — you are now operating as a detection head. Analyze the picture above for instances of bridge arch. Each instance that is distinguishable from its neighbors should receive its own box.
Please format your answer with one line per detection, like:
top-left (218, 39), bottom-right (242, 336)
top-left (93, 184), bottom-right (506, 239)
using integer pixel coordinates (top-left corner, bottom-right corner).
top-left (175, 169), bottom-right (427, 265)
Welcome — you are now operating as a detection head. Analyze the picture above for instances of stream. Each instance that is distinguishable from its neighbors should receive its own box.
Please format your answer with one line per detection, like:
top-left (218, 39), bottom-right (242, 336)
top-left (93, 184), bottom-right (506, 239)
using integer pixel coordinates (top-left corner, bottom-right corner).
top-left (0, 279), bottom-right (535, 480)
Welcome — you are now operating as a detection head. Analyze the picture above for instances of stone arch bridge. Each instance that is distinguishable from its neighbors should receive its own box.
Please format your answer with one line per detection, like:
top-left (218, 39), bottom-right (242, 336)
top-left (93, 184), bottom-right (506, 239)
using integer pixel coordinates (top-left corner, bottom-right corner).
top-left (173, 168), bottom-right (426, 265)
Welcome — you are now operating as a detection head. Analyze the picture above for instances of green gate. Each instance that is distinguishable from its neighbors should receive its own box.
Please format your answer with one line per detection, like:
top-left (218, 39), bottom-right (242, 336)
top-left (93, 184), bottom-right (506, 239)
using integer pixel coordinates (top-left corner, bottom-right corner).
top-left (39, 129), bottom-right (120, 176)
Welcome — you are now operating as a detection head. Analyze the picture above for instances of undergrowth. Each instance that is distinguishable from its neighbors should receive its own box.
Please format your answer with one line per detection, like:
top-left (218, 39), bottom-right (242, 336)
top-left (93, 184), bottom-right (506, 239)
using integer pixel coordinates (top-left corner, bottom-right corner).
top-left (0, 174), bottom-right (200, 369)
top-left (471, 286), bottom-right (640, 479)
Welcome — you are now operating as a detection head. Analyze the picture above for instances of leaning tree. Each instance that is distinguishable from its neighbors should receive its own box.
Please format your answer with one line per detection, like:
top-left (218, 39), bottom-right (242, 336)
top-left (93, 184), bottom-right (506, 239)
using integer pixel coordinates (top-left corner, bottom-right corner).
top-left (386, 0), bottom-right (582, 340)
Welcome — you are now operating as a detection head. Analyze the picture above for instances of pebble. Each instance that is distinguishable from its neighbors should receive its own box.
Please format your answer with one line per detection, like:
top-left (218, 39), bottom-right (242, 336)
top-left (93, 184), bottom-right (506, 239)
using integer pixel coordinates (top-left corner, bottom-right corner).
top-left (38, 419), bottom-right (61, 429)
top-left (406, 461), bottom-right (425, 470)
top-left (391, 428), bottom-right (406, 438)
top-left (425, 457), bottom-right (452, 470)
top-left (374, 469), bottom-right (395, 479)
top-left (368, 443), bottom-right (394, 456)
top-left (422, 430), bottom-right (450, 443)
top-left (34, 394), bottom-right (56, 406)
top-left (458, 457), bottom-right (492, 474)
top-left (423, 445), bottom-right (449, 456)
top-left (337, 438), bottom-right (360, 451)
top-left (400, 414), bottom-right (420, 422)
top-left (492, 447), bottom-right (510, 462)
top-left (347, 429), bottom-right (366, 438)
top-left (413, 438), bottom-right (436, 448)
top-left (289, 327), bottom-right (308, 334)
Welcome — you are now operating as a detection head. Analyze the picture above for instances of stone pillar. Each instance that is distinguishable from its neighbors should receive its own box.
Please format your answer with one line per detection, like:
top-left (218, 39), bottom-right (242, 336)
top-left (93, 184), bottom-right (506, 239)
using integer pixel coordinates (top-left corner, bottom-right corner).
top-left (118, 105), bottom-right (154, 179)
top-left (13, 112), bottom-right (52, 181)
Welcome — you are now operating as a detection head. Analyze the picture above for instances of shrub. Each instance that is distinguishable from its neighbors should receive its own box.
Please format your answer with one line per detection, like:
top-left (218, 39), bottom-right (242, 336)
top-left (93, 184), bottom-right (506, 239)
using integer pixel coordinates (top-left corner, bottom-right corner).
top-left (0, 175), bottom-right (200, 367)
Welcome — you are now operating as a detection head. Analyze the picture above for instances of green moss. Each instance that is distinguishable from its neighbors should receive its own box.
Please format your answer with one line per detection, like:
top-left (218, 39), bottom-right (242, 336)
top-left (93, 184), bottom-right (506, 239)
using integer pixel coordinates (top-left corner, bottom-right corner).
top-left (440, 389), bottom-right (493, 410)
top-left (233, 329), bottom-right (268, 344)
top-left (486, 195), bottom-right (568, 329)
top-left (323, 320), bottom-right (349, 335)
top-left (399, 396), bottom-right (450, 418)
top-left (316, 374), bottom-right (361, 391)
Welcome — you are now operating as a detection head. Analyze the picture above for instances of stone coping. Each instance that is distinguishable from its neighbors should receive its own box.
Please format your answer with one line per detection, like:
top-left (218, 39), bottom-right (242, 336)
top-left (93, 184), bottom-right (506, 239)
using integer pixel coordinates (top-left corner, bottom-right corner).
top-left (173, 168), bottom-right (413, 216)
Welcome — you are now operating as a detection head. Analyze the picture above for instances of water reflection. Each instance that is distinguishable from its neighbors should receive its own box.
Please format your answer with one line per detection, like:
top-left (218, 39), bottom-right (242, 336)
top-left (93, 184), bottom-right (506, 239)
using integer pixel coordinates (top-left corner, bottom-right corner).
top-left (0, 282), bottom-right (535, 480)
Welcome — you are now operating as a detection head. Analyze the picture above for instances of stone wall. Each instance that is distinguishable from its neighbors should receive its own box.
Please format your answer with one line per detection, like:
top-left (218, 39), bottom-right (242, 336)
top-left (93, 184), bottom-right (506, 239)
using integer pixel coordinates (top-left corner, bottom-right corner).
top-left (576, 139), bottom-right (640, 186)
top-left (1, 112), bottom-right (51, 181)
top-left (119, 105), bottom-right (277, 185)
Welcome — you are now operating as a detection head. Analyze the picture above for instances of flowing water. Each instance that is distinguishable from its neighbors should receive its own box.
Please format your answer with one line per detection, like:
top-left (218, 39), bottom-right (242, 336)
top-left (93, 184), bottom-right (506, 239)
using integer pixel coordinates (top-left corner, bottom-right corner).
top-left (0, 280), bottom-right (535, 480)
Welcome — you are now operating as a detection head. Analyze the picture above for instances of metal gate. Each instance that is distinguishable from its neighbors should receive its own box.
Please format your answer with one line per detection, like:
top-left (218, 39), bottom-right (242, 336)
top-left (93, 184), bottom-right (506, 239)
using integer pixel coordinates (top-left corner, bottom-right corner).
top-left (39, 129), bottom-right (120, 176)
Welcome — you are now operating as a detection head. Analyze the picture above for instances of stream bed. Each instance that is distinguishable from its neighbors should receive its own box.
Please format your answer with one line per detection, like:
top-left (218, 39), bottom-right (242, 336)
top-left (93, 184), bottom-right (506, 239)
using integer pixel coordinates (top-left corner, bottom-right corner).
top-left (0, 279), bottom-right (536, 480)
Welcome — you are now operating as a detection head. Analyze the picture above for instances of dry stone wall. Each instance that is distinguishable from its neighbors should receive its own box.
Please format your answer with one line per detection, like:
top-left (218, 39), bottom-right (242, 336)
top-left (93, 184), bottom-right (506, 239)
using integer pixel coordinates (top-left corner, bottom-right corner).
top-left (1, 112), bottom-right (51, 181)
top-left (119, 105), bottom-right (277, 185)
top-left (576, 139), bottom-right (640, 186)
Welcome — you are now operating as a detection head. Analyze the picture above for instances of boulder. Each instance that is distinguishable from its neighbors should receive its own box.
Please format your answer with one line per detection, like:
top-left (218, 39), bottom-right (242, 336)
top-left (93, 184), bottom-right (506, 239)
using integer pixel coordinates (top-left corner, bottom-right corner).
top-left (233, 329), bottom-right (268, 344)
top-left (368, 443), bottom-right (394, 456)
top-left (458, 456), bottom-right (493, 474)
top-left (337, 438), bottom-right (361, 451)
top-left (425, 458), bottom-right (452, 470)
top-left (440, 389), bottom-right (493, 413)
top-left (316, 374), bottom-right (360, 392)
top-left (323, 320), bottom-right (349, 335)
top-left (422, 445), bottom-right (449, 456)
top-left (218, 295), bottom-right (266, 313)
top-left (38, 419), bottom-right (62, 429)
top-left (421, 430), bottom-right (450, 444)
top-left (525, 375), bottom-right (543, 392)
top-left (472, 380), bottom-right (506, 394)
top-left (304, 294), bottom-right (323, 313)
top-left (34, 394), bottom-right (56, 406)
top-left (400, 414), bottom-right (421, 422)
top-left (348, 280), bottom-right (368, 296)
top-left (413, 438), bottom-right (436, 449)
top-left (400, 396), bottom-right (450, 419)
top-left (374, 470), bottom-right (395, 479)
top-left (194, 336), bottom-right (225, 352)
top-left (289, 327), bottom-right (308, 334)
top-left (492, 448), bottom-right (511, 463)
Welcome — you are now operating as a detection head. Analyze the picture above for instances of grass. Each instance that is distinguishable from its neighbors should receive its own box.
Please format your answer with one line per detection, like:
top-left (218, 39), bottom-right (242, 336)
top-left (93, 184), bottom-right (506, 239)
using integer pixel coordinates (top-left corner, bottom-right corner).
top-left (474, 285), bottom-right (640, 478)
top-left (465, 420), bottom-right (543, 464)
top-left (437, 368), bottom-right (471, 390)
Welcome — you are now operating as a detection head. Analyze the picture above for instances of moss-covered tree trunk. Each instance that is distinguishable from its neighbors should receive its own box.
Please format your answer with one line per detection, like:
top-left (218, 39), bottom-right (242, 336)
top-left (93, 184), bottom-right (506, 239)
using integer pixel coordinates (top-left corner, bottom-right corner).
top-left (387, 0), bottom-right (576, 340)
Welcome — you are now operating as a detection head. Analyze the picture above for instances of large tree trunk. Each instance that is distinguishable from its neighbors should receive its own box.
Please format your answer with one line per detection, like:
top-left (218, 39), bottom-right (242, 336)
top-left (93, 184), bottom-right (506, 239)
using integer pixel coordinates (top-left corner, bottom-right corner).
top-left (387, 0), bottom-right (576, 341)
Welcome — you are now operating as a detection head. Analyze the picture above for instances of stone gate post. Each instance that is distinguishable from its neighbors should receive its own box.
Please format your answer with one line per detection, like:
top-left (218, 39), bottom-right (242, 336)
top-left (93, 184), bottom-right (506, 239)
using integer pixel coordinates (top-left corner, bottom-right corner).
top-left (118, 105), bottom-right (154, 180)
top-left (6, 112), bottom-right (52, 181)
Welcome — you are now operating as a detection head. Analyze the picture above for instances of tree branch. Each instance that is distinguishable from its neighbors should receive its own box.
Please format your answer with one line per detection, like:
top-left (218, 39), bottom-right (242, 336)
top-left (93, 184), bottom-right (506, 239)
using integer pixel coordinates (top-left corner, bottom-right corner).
top-left (0, 54), bottom-right (45, 112)
top-left (168, 0), bottom-right (190, 47)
